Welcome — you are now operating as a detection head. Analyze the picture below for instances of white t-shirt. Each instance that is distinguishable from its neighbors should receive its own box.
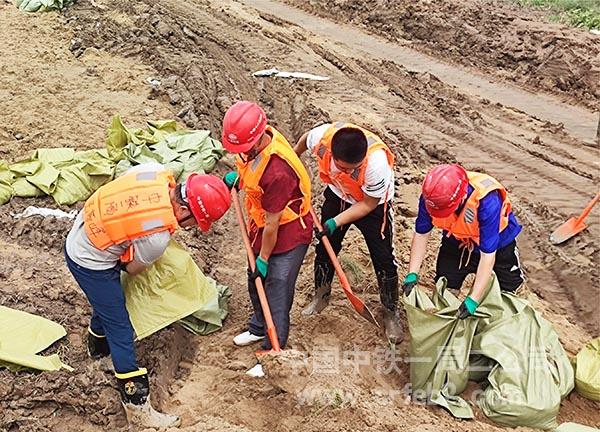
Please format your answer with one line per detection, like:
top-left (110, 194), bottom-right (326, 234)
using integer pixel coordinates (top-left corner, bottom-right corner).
top-left (65, 163), bottom-right (172, 270)
top-left (307, 123), bottom-right (395, 204)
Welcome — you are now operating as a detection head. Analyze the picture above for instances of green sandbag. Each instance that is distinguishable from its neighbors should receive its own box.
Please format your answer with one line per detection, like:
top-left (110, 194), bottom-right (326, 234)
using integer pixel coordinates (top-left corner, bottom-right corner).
top-left (475, 296), bottom-right (573, 430)
top-left (403, 274), bottom-right (573, 429)
top-left (11, 177), bottom-right (44, 198)
top-left (106, 114), bottom-right (225, 182)
top-left (15, 0), bottom-right (73, 12)
top-left (122, 240), bottom-right (229, 340)
top-left (179, 282), bottom-right (231, 336)
top-left (403, 274), bottom-right (506, 419)
top-left (0, 305), bottom-right (72, 372)
top-left (0, 183), bottom-right (12, 205)
top-left (572, 338), bottom-right (600, 401)
top-left (0, 161), bottom-right (13, 205)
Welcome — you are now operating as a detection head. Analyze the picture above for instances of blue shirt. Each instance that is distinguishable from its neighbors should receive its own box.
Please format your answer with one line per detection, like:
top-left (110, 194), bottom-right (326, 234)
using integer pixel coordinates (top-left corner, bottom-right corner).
top-left (415, 185), bottom-right (522, 253)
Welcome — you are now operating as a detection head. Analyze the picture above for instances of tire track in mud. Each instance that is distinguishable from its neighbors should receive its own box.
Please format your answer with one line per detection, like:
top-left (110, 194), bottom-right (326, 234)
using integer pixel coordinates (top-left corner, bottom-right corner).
top-left (236, 0), bottom-right (600, 335)
top-left (236, 0), bottom-right (599, 144)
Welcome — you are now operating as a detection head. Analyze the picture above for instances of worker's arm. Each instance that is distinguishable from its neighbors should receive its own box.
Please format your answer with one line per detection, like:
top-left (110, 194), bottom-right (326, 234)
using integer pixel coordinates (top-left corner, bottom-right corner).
top-left (126, 231), bottom-right (170, 277)
top-left (332, 193), bottom-right (379, 227)
top-left (401, 195), bottom-right (434, 295)
top-left (293, 131), bottom-right (309, 157)
top-left (469, 251), bottom-right (496, 302)
top-left (458, 191), bottom-right (502, 318)
top-left (124, 260), bottom-right (148, 276)
top-left (259, 209), bottom-right (284, 261)
top-left (408, 231), bottom-right (432, 274)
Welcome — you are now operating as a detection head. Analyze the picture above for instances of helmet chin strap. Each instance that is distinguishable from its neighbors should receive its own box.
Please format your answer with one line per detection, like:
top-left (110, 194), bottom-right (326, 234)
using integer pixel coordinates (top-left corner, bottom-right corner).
top-left (241, 146), bottom-right (260, 163)
top-left (177, 213), bottom-right (196, 226)
top-left (176, 183), bottom-right (197, 226)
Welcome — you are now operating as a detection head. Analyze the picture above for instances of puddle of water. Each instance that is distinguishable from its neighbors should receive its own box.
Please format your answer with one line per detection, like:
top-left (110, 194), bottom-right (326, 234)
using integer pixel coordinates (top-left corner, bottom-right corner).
top-left (240, 0), bottom-right (598, 143)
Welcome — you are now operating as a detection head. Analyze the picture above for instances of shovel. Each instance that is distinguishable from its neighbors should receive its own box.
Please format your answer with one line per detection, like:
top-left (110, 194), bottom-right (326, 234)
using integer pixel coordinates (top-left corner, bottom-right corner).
top-left (550, 192), bottom-right (600, 245)
top-left (231, 189), bottom-right (281, 352)
top-left (310, 206), bottom-right (380, 327)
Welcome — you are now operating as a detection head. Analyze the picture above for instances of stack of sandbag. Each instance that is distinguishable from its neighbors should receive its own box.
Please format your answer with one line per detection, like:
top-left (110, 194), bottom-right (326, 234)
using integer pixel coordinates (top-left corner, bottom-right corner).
top-left (106, 115), bottom-right (224, 181)
top-left (0, 149), bottom-right (114, 206)
top-left (403, 274), bottom-right (574, 430)
top-left (1, 115), bottom-right (225, 206)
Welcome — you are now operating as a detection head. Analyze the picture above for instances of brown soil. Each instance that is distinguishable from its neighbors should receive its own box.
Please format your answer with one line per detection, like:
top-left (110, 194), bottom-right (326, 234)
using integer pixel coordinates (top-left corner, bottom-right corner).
top-left (283, 0), bottom-right (600, 111)
top-left (1, 0), bottom-right (599, 431)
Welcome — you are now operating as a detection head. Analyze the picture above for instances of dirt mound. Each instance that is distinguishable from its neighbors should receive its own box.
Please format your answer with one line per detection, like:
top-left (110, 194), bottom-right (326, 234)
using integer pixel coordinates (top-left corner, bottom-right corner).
top-left (285, 0), bottom-right (600, 110)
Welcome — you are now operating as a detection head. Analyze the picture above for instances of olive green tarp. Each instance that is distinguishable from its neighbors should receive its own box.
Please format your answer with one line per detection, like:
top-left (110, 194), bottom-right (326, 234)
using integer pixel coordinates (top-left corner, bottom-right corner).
top-left (572, 337), bottom-right (600, 401)
top-left (403, 274), bottom-right (574, 430)
top-left (0, 115), bottom-right (225, 206)
top-left (15, 0), bottom-right (73, 12)
top-left (0, 305), bottom-right (73, 372)
top-left (123, 240), bottom-right (230, 340)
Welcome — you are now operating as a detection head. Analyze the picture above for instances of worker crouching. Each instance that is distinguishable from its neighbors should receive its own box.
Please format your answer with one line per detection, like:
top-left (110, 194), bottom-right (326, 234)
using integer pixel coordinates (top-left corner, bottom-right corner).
top-left (403, 164), bottom-right (524, 318)
top-left (64, 163), bottom-right (230, 428)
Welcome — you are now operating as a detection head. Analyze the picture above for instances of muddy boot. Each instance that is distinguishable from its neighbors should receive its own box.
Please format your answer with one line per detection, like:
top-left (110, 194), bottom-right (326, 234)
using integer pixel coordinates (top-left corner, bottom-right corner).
top-left (87, 328), bottom-right (110, 360)
top-left (383, 308), bottom-right (404, 347)
top-left (302, 284), bottom-right (331, 316)
top-left (377, 270), bottom-right (403, 346)
top-left (118, 371), bottom-right (181, 429)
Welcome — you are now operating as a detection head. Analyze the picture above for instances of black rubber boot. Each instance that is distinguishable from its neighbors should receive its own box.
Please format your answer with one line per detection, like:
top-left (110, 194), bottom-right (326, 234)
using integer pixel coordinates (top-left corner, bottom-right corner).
top-left (303, 260), bottom-right (334, 316)
top-left (117, 371), bottom-right (180, 428)
top-left (377, 271), bottom-right (403, 346)
top-left (87, 329), bottom-right (110, 360)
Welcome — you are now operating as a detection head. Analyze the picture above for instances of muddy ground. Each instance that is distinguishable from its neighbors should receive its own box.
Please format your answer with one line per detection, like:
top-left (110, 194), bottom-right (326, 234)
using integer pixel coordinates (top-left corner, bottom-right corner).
top-left (285, 0), bottom-right (600, 110)
top-left (0, 0), bottom-right (599, 431)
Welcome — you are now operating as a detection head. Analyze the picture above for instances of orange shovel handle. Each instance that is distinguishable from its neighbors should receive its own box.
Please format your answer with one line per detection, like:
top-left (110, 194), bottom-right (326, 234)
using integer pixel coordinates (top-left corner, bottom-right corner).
top-left (310, 207), bottom-right (352, 290)
top-left (309, 205), bottom-right (379, 327)
top-left (231, 189), bottom-right (281, 352)
top-left (576, 192), bottom-right (600, 224)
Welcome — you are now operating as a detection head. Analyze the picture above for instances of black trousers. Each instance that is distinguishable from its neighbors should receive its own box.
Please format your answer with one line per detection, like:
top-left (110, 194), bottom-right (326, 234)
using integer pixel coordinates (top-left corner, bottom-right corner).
top-left (435, 236), bottom-right (525, 292)
top-left (314, 187), bottom-right (399, 311)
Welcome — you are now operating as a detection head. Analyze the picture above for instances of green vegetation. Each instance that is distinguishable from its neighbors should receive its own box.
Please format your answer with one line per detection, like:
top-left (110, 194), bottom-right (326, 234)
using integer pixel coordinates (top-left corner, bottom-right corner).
top-left (515, 0), bottom-right (600, 30)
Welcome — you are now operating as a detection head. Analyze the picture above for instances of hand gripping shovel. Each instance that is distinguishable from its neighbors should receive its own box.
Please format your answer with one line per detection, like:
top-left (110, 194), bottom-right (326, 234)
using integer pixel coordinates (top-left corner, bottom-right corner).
top-left (310, 206), bottom-right (379, 327)
top-left (231, 189), bottom-right (281, 352)
top-left (550, 192), bottom-right (600, 245)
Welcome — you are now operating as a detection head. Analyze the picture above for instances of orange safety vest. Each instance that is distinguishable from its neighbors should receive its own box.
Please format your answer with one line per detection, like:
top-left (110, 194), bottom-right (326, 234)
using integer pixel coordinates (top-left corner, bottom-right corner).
top-left (313, 121), bottom-right (395, 202)
top-left (430, 171), bottom-right (512, 247)
top-left (83, 170), bottom-right (179, 261)
top-left (236, 125), bottom-right (311, 229)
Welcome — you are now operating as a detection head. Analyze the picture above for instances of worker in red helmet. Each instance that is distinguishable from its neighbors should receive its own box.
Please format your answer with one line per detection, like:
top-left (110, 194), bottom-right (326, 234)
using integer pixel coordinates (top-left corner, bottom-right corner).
top-left (65, 162), bottom-right (230, 428)
top-left (294, 122), bottom-right (402, 346)
top-left (221, 101), bottom-right (313, 376)
top-left (403, 164), bottom-right (524, 318)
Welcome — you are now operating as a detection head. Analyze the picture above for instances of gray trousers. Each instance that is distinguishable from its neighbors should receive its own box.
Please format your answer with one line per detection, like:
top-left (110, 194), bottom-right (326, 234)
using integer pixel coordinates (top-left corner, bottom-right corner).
top-left (248, 243), bottom-right (308, 350)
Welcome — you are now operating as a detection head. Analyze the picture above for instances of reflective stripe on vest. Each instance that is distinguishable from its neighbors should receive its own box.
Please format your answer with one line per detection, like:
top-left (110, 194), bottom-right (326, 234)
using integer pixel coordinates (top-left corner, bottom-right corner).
top-left (430, 171), bottom-right (512, 246)
top-left (83, 170), bottom-right (178, 252)
top-left (236, 125), bottom-right (312, 229)
top-left (313, 122), bottom-right (394, 202)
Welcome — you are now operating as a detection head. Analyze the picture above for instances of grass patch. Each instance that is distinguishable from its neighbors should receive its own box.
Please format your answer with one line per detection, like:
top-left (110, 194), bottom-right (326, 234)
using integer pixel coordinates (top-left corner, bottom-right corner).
top-left (514, 0), bottom-right (600, 30)
top-left (339, 255), bottom-right (365, 287)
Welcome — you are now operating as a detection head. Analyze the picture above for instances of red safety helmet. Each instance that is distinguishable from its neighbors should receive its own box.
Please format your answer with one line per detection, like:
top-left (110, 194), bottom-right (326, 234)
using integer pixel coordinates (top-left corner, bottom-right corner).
top-left (184, 174), bottom-right (231, 231)
top-left (221, 101), bottom-right (267, 154)
top-left (422, 164), bottom-right (468, 218)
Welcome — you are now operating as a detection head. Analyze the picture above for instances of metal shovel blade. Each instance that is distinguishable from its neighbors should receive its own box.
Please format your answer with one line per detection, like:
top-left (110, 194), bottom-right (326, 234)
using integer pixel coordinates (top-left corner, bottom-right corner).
top-left (549, 217), bottom-right (588, 245)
